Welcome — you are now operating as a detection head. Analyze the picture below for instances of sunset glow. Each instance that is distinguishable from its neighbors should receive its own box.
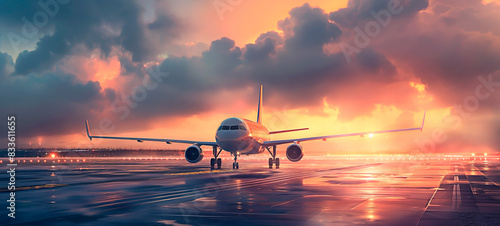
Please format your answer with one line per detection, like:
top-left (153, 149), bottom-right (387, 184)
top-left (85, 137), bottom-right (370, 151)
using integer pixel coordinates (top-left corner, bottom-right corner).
top-left (1, 0), bottom-right (499, 155)
top-left (90, 56), bottom-right (121, 89)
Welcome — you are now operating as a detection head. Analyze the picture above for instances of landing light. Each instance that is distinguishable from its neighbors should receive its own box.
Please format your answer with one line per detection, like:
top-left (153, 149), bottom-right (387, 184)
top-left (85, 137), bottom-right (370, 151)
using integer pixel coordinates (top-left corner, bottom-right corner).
top-left (484, 153), bottom-right (487, 156)
top-left (368, 133), bottom-right (374, 138)
top-left (472, 153), bottom-right (475, 156)
top-left (51, 154), bottom-right (56, 158)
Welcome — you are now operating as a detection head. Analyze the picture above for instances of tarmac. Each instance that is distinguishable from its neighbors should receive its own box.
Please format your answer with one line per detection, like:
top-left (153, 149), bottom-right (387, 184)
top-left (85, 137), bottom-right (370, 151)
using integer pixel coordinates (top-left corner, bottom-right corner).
top-left (2, 155), bottom-right (499, 225)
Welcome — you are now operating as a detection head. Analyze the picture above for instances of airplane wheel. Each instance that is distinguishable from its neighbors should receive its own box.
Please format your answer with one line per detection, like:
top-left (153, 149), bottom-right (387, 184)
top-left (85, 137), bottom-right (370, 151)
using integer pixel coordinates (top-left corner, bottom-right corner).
top-left (210, 158), bottom-right (215, 169)
top-left (268, 158), bottom-right (273, 169)
top-left (232, 162), bottom-right (235, 169)
top-left (236, 162), bottom-right (239, 169)
top-left (275, 158), bottom-right (280, 169)
top-left (216, 158), bottom-right (222, 169)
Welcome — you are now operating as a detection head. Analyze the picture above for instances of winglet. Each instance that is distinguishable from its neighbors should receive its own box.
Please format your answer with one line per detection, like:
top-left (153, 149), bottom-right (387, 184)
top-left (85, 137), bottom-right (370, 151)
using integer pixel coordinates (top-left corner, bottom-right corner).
top-left (257, 85), bottom-right (263, 124)
top-left (420, 110), bottom-right (426, 131)
top-left (85, 120), bottom-right (92, 141)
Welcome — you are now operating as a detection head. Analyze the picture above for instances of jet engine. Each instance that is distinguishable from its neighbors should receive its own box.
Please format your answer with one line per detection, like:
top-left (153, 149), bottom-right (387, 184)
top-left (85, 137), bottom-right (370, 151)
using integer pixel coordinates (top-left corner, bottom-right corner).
top-left (185, 146), bottom-right (204, 163)
top-left (286, 143), bottom-right (303, 162)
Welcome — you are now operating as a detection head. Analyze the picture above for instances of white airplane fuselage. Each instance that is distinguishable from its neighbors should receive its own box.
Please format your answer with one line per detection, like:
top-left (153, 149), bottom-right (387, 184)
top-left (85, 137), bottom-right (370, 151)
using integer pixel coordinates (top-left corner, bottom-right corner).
top-left (215, 117), bottom-right (269, 154)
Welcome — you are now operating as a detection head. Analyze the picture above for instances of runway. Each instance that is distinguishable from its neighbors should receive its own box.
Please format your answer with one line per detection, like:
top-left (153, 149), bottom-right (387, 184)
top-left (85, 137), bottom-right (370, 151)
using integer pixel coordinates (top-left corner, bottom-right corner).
top-left (2, 156), bottom-right (500, 225)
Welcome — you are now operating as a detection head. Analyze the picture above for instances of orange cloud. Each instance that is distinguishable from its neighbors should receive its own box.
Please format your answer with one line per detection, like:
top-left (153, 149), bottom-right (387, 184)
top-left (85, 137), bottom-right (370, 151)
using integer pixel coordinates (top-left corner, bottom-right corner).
top-left (59, 51), bottom-right (123, 90)
top-left (180, 0), bottom-right (348, 47)
top-left (7, 0), bottom-right (500, 156)
top-left (90, 56), bottom-right (121, 90)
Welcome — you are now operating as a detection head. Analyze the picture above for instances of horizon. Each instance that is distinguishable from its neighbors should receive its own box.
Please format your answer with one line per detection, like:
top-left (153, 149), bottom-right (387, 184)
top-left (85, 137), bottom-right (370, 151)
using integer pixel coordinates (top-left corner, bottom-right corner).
top-left (1, 0), bottom-right (500, 155)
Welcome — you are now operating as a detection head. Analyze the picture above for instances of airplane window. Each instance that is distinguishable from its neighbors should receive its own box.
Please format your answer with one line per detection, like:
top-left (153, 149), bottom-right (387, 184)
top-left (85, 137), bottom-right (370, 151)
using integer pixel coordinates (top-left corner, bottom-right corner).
top-left (239, 125), bottom-right (246, 131)
top-left (217, 126), bottom-right (222, 131)
top-left (222, 126), bottom-right (229, 130)
top-left (230, 125), bottom-right (239, 130)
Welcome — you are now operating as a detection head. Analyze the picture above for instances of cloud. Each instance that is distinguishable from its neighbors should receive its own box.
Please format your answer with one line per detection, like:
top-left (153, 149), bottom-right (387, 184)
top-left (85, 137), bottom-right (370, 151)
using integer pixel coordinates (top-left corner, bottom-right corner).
top-left (0, 52), bottom-right (14, 77)
top-left (243, 35), bottom-right (277, 62)
top-left (279, 3), bottom-right (342, 51)
top-left (1, 0), bottom-right (500, 153)
top-left (1, 57), bottom-right (106, 138)
top-left (202, 37), bottom-right (242, 73)
top-left (329, 0), bottom-right (429, 28)
top-left (4, 0), bottom-right (182, 75)
top-left (367, 0), bottom-right (500, 107)
top-left (130, 3), bottom-right (419, 124)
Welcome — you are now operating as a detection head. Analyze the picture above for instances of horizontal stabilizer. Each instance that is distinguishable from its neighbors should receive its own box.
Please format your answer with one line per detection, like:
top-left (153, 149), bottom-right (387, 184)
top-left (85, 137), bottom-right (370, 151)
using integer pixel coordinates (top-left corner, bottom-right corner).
top-left (269, 128), bottom-right (309, 134)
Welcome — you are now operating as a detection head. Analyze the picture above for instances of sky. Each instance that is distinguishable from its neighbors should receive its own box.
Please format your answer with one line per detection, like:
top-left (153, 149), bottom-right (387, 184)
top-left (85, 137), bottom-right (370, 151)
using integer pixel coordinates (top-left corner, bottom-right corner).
top-left (1, 0), bottom-right (500, 155)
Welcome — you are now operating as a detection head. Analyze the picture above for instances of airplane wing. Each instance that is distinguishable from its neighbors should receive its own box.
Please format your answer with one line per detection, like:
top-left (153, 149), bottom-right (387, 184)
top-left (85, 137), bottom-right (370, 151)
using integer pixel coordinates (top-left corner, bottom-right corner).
top-left (85, 121), bottom-right (218, 147)
top-left (263, 111), bottom-right (426, 146)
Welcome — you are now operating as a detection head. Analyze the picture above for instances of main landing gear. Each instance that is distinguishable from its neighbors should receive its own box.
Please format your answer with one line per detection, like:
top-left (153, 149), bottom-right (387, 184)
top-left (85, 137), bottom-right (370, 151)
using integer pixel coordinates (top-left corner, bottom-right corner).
top-left (232, 152), bottom-right (239, 169)
top-left (210, 146), bottom-right (222, 170)
top-left (266, 145), bottom-right (280, 169)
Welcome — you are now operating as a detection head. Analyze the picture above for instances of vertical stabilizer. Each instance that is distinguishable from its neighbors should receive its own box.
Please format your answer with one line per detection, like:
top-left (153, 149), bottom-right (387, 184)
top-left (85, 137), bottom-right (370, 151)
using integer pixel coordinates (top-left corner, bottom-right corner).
top-left (257, 85), bottom-right (263, 124)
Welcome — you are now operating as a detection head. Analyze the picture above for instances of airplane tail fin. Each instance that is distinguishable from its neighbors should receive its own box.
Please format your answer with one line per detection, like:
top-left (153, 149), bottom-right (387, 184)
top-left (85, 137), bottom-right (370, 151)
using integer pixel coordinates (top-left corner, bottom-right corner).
top-left (257, 85), bottom-right (263, 124)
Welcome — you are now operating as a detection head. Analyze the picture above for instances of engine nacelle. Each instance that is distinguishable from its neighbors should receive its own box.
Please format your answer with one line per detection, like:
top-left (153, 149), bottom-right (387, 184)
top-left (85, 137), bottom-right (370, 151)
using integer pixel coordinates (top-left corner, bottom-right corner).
top-left (286, 143), bottom-right (304, 162)
top-left (184, 146), bottom-right (204, 163)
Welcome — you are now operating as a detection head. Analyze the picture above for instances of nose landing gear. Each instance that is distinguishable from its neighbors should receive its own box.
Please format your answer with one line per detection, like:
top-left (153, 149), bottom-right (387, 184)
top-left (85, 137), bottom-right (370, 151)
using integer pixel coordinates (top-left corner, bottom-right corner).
top-left (266, 145), bottom-right (280, 169)
top-left (210, 146), bottom-right (222, 170)
top-left (232, 152), bottom-right (239, 169)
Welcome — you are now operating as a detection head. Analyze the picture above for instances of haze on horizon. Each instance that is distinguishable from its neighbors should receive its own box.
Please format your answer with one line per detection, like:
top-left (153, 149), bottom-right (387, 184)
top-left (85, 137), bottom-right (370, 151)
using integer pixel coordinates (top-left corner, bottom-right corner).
top-left (1, 0), bottom-right (500, 155)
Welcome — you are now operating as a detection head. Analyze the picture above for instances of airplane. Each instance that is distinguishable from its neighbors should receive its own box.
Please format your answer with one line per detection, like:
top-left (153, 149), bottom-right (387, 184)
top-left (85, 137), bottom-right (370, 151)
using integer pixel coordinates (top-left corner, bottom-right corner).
top-left (86, 85), bottom-right (426, 169)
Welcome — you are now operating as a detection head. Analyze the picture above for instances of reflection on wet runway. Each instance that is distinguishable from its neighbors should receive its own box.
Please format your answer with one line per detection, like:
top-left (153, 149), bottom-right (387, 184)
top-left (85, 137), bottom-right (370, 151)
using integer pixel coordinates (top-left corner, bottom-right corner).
top-left (2, 156), bottom-right (500, 225)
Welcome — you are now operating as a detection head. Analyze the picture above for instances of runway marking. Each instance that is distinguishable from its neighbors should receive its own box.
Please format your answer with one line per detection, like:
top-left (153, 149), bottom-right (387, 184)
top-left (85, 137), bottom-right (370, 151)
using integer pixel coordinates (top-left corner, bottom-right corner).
top-left (90, 169), bottom-right (308, 208)
top-left (470, 164), bottom-right (500, 187)
top-left (105, 164), bottom-right (373, 207)
top-left (85, 163), bottom-right (382, 212)
top-left (416, 173), bottom-right (446, 225)
top-left (271, 197), bottom-right (303, 207)
top-left (0, 183), bottom-right (68, 192)
top-left (165, 169), bottom-right (233, 175)
top-left (270, 194), bottom-right (334, 207)
top-left (350, 198), bottom-right (371, 210)
top-left (419, 163), bottom-right (476, 225)
top-left (160, 211), bottom-right (287, 218)
top-left (451, 175), bottom-right (461, 209)
top-left (12, 162), bottom-right (380, 224)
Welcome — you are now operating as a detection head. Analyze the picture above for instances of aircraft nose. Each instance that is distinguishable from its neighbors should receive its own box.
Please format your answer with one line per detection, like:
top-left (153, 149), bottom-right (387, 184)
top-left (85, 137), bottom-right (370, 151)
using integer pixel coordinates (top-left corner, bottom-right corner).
top-left (216, 132), bottom-right (251, 152)
top-left (216, 130), bottom-right (247, 140)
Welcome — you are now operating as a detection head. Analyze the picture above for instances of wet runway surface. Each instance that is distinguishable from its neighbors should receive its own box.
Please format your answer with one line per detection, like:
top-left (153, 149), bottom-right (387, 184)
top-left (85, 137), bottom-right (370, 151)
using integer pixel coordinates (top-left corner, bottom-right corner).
top-left (2, 156), bottom-right (500, 225)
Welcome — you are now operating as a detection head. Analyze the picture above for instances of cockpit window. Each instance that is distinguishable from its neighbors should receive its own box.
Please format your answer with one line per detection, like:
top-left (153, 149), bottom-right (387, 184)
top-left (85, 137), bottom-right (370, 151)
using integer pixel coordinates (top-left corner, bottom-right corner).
top-left (220, 125), bottom-right (247, 131)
